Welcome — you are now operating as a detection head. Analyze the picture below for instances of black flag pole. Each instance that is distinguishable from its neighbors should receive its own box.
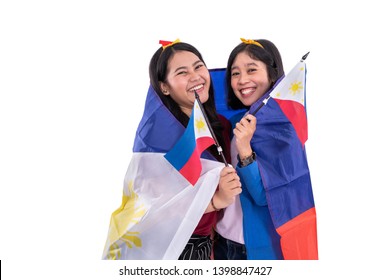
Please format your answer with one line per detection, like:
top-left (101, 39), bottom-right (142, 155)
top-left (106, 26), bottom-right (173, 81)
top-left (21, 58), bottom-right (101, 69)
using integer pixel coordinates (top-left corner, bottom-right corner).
top-left (249, 95), bottom-right (272, 116)
top-left (250, 51), bottom-right (310, 116)
top-left (301, 51), bottom-right (310, 61)
top-left (194, 91), bottom-right (228, 167)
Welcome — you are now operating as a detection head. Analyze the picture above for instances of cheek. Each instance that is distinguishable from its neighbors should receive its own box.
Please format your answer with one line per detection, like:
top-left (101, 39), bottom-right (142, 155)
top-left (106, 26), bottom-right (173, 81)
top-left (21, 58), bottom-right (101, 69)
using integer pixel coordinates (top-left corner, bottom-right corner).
top-left (261, 80), bottom-right (272, 92)
top-left (169, 82), bottom-right (187, 97)
top-left (231, 79), bottom-right (239, 91)
top-left (259, 74), bottom-right (271, 87)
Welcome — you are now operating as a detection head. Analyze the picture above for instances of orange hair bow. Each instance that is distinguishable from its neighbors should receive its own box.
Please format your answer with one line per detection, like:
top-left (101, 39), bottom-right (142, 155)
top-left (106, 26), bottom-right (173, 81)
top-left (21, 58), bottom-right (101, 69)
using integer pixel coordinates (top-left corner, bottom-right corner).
top-left (240, 38), bottom-right (264, 48)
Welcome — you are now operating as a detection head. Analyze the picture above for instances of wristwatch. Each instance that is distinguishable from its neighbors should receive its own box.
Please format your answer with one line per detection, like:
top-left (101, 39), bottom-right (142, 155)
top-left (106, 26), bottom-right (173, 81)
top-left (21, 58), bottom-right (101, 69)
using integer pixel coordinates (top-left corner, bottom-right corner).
top-left (238, 151), bottom-right (256, 167)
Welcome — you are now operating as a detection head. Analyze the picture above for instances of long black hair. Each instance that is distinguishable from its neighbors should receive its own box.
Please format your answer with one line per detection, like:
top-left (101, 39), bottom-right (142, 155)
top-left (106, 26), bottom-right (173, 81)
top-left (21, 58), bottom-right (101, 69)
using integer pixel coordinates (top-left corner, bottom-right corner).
top-left (226, 39), bottom-right (285, 110)
top-left (149, 42), bottom-right (227, 162)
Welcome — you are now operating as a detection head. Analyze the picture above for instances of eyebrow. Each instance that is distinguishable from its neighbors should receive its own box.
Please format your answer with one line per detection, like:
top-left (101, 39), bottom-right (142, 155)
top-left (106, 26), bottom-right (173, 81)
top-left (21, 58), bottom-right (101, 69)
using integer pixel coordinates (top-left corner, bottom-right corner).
top-left (173, 60), bottom-right (203, 73)
top-left (231, 62), bottom-right (259, 70)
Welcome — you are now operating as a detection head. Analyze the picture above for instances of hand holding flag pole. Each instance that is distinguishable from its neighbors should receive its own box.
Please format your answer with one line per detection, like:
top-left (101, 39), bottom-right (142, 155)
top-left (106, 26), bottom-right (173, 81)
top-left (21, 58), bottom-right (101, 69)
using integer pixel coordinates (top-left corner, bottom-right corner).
top-left (194, 91), bottom-right (228, 167)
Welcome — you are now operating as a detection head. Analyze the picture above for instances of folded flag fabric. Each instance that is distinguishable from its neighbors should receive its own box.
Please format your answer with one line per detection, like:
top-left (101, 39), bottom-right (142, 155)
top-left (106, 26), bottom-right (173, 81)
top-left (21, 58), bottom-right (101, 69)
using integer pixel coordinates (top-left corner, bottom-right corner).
top-left (102, 86), bottom-right (224, 260)
top-left (249, 59), bottom-right (318, 259)
top-left (164, 97), bottom-right (216, 186)
top-left (102, 153), bottom-right (223, 260)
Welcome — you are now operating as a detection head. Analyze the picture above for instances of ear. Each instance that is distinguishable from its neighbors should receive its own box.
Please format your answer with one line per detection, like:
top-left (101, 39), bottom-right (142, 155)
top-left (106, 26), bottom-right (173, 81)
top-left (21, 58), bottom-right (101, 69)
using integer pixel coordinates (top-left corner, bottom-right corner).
top-left (159, 82), bottom-right (169, 96)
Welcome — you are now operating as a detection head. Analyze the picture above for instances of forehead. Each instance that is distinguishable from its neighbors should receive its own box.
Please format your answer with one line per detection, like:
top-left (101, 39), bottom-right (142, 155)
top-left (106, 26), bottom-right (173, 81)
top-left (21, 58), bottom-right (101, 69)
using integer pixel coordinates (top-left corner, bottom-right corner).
top-left (168, 51), bottom-right (200, 70)
top-left (233, 52), bottom-right (266, 68)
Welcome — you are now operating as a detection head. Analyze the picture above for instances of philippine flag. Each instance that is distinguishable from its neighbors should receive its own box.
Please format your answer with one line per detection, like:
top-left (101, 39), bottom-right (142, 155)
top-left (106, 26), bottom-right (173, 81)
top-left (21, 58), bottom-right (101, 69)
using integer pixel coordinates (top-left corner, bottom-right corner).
top-left (271, 60), bottom-right (308, 145)
top-left (164, 98), bottom-right (216, 186)
top-left (249, 59), bottom-right (318, 260)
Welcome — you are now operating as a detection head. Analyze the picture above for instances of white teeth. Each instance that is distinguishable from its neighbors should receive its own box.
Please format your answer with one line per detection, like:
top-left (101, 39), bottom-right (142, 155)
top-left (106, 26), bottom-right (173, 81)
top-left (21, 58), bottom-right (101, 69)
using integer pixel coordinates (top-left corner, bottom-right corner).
top-left (241, 88), bottom-right (253, 95)
top-left (190, 84), bottom-right (203, 91)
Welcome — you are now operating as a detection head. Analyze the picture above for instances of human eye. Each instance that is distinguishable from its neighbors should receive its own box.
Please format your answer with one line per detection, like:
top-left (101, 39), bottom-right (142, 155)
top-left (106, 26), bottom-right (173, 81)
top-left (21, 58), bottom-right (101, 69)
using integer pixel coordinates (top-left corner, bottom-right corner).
top-left (248, 68), bottom-right (257, 73)
top-left (195, 63), bottom-right (205, 70)
top-left (231, 71), bottom-right (239, 77)
top-left (176, 70), bottom-right (187, 76)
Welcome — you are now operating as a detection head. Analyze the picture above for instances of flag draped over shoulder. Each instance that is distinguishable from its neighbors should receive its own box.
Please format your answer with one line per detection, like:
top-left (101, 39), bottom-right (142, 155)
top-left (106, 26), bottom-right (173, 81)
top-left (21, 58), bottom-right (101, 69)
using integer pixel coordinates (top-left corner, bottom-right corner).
top-left (102, 86), bottom-right (224, 260)
top-left (249, 59), bottom-right (318, 260)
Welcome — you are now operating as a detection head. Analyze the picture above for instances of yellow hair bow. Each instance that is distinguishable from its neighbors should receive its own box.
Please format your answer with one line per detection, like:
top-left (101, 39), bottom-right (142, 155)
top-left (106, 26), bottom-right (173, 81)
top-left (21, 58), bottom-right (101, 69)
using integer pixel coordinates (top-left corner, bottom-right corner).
top-left (159, 39), bottom-right (181, 50)
top-left (240, 38), bottom-right (264, 48)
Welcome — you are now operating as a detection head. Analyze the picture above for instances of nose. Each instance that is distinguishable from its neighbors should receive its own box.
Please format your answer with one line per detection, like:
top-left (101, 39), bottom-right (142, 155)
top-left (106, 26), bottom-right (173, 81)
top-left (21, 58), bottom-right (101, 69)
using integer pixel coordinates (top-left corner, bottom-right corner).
top-left (238, 72), bottom-right (249, 84)
top-left (189, 71), bottom-right (201, 82)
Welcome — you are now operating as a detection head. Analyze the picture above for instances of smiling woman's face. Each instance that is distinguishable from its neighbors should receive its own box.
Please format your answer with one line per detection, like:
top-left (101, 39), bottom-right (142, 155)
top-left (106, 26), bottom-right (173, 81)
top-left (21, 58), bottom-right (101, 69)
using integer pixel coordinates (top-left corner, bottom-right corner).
top-left (160, 50), bottom-right (210, 117)
top-left (230, 51), bottom-right (271, 107)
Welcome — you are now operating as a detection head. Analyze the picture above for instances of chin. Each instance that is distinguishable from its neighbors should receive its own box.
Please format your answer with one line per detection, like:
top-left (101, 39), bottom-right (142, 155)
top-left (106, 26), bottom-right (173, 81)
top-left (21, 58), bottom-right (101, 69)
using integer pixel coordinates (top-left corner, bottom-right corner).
top-left (199, 94), bottom-right (209, 104)
top-left (241, 99), bottom-right (253, 107)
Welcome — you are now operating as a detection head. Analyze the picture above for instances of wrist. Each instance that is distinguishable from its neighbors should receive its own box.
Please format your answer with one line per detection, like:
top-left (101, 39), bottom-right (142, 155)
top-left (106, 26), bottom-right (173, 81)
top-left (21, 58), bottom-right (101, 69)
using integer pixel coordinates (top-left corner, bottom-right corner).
top-left (211, 195), bottom-right (221, 211)
top-left (238, 151), bottom-right (256, 167)
top-left (237, 147), bottom-right (252, 160)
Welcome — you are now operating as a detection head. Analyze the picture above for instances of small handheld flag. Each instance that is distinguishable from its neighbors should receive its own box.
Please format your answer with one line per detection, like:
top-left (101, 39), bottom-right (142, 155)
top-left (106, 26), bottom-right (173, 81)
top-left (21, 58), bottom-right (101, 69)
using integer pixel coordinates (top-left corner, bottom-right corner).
top-left (194, 92), bottom-right (228, 167)
top-left (164, 96), bottom-right (217, 185)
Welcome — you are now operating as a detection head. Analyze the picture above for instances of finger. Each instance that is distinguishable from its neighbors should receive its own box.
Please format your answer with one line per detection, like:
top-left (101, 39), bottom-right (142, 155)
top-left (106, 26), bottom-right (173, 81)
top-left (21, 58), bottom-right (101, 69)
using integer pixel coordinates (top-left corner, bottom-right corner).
top-left (245, 113), bottom-right (255, 121)
top-left (220, 175), bottom-right (235, 186)
top-left (235, 122), bottom-right (244, 130)
top-left (234, 188), bottom-right (242, 195)
top-left (224, 169), bottom-right (239, 179)
top-left (220, 166), bottom-right (236, 176)
top-left (225, 173), bottom-right (241, 184)
top-left (227, 185), bottom-right (242, 196)
top-left (233, 128), bottom-right (251, 140)
top-left (220, 174), bottom-right (240, 187)
top-left (239, 118), bottom-right (250, 127)
top-left (234, 123), bottom-right (248, 134)
top-left (233, 127), bottom-right (243, 137)
top-left (243, 113), bottom-right (254, 121)
top-left (240, 118), bottom-right (256, 131)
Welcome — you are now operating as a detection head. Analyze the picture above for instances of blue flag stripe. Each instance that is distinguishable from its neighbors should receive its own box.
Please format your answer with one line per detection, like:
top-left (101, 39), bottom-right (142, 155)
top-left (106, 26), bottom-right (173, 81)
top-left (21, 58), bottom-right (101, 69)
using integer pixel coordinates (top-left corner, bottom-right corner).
top-left (164, 110), bottom-right (196, 170)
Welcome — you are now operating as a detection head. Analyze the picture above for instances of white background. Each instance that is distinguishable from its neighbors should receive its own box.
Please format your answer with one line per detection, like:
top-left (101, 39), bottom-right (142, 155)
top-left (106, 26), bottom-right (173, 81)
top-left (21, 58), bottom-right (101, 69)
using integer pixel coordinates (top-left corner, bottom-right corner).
top-left (1, 0), bottom-right (389, 279)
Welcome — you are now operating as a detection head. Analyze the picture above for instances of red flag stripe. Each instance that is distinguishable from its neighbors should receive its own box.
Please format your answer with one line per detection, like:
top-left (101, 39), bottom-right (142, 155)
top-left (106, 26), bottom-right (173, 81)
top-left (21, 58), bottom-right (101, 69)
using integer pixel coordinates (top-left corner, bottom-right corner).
top-left (275, 99), bottom-right (308, 146)
top-left (276, 207), bottom-right (318, 260)
top-left (179, 137), bottom-right (216, 186)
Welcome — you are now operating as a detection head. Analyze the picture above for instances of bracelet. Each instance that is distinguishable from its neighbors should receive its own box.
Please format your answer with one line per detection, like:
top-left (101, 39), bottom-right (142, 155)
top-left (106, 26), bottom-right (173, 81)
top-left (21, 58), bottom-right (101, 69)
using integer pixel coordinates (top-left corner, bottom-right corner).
top-left (211, 196), bottom-right (221, 211)
top-left (238, 151), bottom-right (256, 167)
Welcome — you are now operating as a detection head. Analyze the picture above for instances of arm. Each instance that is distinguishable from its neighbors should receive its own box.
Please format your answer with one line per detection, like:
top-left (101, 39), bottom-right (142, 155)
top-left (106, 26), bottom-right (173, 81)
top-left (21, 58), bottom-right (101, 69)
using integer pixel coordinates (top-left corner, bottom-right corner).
top-left (233, 114), bottom-right (267, 206)
top-left (236, 160), bottom-right (267, 206)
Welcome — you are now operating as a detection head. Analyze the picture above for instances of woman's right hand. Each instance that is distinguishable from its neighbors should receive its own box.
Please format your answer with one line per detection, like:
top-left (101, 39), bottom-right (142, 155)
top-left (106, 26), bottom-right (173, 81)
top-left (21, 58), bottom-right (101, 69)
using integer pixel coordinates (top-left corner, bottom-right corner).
top-left (213, 166), bottom-right (242, 210)
top-left (234, 114), bottom-right (256, 160)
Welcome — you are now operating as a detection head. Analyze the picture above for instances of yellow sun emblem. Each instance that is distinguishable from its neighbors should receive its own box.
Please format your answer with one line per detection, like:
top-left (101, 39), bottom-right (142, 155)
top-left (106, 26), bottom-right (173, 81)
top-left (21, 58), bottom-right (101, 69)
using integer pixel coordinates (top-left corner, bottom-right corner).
top-left (106, 180), bottom-right (146, 259)
top-left (195, 118), bottom-right (207, 134)
top-left (289, 81), bottom-right (303, 96)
